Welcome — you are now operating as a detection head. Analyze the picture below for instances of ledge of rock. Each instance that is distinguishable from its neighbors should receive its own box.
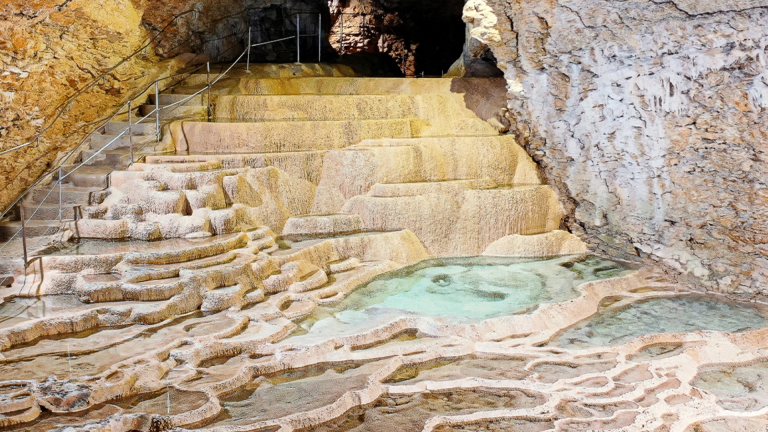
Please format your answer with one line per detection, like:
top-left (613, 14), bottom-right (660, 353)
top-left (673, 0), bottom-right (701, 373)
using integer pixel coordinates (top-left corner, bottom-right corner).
top-left (482, 230), bottom-right (588, 258)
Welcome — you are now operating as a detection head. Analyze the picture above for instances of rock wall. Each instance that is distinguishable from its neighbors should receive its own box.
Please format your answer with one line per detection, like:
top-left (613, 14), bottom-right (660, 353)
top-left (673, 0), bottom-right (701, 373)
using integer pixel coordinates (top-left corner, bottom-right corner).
top-left (466, 0), bottom-right (768, 294)
top-left (0, 0), bottom-right (293, 212)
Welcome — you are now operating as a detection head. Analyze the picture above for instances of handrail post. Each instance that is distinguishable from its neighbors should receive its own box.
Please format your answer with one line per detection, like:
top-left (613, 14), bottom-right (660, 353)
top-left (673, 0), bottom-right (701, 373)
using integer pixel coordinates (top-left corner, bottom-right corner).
top-left (128, 101), bottom-right (134, 163)
top-left (58, 167), bottom-right (63, 221)
top-left (246, 27), bottom-right (252, 73)
top-left (296, 15), bottom-right (301, 63)
top-left (318, 14), bottom-right (322, 63)
top-left (20, 205), bottom-right (28, 270)
top-left (340, 13), bottom-right (344, 54)
top-left (154, 82), bottom-right (160, 142)
top-left (206, 62), bottom-right (212, 122)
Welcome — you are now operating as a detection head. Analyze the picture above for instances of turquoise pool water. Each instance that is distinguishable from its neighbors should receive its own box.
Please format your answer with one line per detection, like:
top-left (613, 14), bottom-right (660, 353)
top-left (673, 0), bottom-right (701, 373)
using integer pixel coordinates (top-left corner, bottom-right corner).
top-left (296, 255), bottom-right (632, 336)
top-left (552, 294), bottom-right (768, 349)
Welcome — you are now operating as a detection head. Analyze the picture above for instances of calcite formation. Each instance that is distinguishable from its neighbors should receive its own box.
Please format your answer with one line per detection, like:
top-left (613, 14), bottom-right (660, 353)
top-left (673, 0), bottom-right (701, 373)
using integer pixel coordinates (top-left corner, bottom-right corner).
top-left (55, 75), bottom-right (569, 258)
top-left (2, 242), bottom-right (768, 431)
top-left (463, 0), bottom-right (768, 294)
top-left (0, 60), bottom-right (767, 432)
top-left (3, 0), bottom-right (768, 427)
top-left (1, 61), bottom-right (766, 431)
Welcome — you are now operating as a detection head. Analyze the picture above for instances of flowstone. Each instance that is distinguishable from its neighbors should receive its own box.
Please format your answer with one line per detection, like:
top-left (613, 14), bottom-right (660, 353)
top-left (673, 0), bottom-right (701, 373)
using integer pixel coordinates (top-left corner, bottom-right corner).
top-left (1, 246), bottom-right (767, 431)
top-left (1, 71), bottom-right (767, 432)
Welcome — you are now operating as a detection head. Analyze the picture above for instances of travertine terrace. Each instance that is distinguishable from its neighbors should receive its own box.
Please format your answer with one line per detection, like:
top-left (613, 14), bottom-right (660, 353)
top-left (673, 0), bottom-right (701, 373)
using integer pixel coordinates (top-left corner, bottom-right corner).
top-left (0, 62), bottom-right (767, 432)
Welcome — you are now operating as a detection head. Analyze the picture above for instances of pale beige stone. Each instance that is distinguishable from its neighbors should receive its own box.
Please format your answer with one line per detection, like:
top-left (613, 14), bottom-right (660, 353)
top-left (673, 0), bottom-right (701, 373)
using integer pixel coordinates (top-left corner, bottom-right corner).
top-left (482, 230), bottom-right (588, 257)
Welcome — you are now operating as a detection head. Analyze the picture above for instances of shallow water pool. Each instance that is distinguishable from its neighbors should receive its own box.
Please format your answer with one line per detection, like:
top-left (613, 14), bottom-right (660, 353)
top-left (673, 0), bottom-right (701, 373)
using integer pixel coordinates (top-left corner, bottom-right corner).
top-left (552, 294), bottom-right (768, 349)
top-left (296, 255), bottom-right (632, 336)
top-left (693, 360), bottom-right (768, 411)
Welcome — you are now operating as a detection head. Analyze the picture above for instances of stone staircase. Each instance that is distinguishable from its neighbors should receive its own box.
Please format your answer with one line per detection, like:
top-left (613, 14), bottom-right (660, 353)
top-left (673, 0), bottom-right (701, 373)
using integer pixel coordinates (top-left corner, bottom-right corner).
top-left (0, 91), bottom-right (207, 243)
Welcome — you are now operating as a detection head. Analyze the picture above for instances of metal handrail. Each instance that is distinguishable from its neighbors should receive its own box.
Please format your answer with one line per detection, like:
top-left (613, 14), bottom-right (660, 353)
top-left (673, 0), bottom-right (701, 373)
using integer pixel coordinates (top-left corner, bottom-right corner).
top-left (0, 67), bottom-right (205, 223)
top-left (1, 26), bottom-right (317, 271)
top-left (0, 20), bottom-right (261, 222)
top-left (0, 9), bottom-right (202, 158)
top-left (246, 13), bottom-right (323, 70)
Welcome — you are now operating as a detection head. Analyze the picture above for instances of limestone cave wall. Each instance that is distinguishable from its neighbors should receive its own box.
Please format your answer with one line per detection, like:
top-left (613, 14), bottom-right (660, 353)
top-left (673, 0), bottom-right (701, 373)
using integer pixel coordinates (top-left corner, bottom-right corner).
top-left (466, 0), bottom-right (768, 294)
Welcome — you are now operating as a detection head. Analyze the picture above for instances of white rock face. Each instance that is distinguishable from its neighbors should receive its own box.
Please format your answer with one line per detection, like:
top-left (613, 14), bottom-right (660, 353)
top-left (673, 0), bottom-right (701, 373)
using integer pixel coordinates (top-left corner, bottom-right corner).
top-left (468, 0), bottom-right (768, 294)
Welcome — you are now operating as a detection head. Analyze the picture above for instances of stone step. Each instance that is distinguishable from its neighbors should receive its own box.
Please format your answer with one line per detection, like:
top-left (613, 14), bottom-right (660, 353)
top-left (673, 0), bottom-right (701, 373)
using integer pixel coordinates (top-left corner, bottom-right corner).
top-left (252, 236), bottom-right (276, 252)
top-left (368, 179), bottom-right (498, 198)
top-left (150, 93), bottom-right (205, 106)
top-left (0, 220), bottom-right (61, 241)
top-left (311, 136), bottom-right (541, 214)
top-left (247, 226), bottom-right (276, 241)
top-left (288, 269), bottom-right (329, 293)
top-left (213, 94), bottom-right (499, 136)
top-left (104, 121), bottom-right (157, 136)
top-left (80, 149), bottom-right (145, 168)
top-left (29, 185), bottom-right (103, 206)
top-left (213, 94), bottom-right (424, 122)
top-left (327, 257), bottom-right (361, 274)
top-left (177, 63), bottom-right (358, 88)
top-left (139, 104), bottom-right (207, 120)
top-left (282, 214), bottom-right (364, 241)
top-left (88, 133), bottom-right (154, 152)
top-left (263, 260), bottom-right (320, 294)
top-left (61, 165), bottom-right (113, 188)
top-left (122, 233), bottom-right (249, 266)
top-left (173, 119), bottom-right (413, 154)
top-left (238, 77), bottom-right (505, 96)
top-left (145, 151), bottom-right (327, 185)
top-left (78, 275), bottom-right (184, 303)
top-left (20, 203), bottom-right (75, 221)
top-left (269, 229), bottom-right (429, 267)
top-left (341, 185), bottom-right (564, 256)
top-left (413, 118), bottom-right (499, 137)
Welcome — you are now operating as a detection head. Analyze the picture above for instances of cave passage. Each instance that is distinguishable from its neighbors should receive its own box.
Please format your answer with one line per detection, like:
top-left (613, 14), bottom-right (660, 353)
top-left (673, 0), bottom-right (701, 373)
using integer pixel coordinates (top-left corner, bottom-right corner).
top-left (328, 0), bottom-right (470, 76)
top-left (213, 0), bottom-right (497, 78)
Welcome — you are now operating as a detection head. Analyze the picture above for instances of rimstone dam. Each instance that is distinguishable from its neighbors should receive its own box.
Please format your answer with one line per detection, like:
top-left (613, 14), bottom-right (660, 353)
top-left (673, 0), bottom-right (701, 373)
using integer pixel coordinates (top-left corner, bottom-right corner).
top-left (2, 1), bottom-right (768, 431)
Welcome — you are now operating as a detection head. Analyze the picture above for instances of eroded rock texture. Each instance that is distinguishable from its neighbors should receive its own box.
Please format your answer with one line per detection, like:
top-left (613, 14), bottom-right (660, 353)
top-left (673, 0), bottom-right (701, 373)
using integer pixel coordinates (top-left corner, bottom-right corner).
top-left (465, 0), bottom-right (768, 294)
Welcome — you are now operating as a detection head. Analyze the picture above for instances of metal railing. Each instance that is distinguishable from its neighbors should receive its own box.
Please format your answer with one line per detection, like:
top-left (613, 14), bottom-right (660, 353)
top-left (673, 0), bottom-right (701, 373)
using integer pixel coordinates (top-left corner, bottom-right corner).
top-left (0, 9), bottom-right (202, 159)
top-left (0, 5), bottom-right (317, 159)
top-left (246, 13), bottom-right (323, 69)
top-left (1, 20), bottom-right (326, 284)
top-left (1, 66), bottom-right (208, 269)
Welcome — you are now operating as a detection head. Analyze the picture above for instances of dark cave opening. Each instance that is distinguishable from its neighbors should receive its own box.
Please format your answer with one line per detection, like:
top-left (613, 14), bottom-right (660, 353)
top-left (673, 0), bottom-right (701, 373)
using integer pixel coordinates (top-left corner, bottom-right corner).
top-left (398, 0), bottom-right (468, 76)
top-left (204, 0), bottom-right (502, 78)
top-left (328, 0), bottom-right (470, 76)
top-left (244, 2), bottom-right (334, 64)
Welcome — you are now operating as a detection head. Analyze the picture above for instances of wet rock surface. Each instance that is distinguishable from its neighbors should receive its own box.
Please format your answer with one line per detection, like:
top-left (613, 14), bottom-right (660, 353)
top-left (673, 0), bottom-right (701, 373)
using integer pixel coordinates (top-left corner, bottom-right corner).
top-left (0, 251), bottom-right (768, 432)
